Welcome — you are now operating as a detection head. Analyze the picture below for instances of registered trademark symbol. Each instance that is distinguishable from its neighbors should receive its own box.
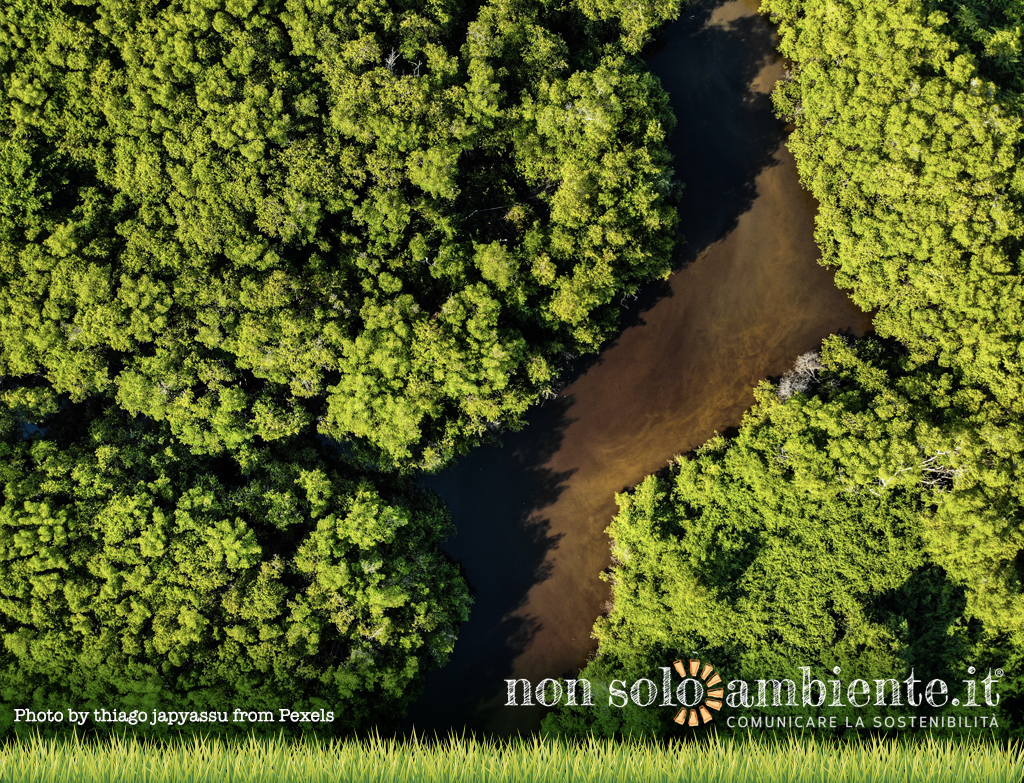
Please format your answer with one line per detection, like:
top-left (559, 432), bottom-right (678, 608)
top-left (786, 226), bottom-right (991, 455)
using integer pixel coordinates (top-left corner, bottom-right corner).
top-left (996, 669), bottom-right (1004, 677)
top-left (952, 698), bottom-right (960, 706)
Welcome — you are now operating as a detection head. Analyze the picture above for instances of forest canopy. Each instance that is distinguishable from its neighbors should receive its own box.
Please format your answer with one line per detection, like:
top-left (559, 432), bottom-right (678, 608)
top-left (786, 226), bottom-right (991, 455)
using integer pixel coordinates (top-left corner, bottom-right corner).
top-left (0, 0), bottom-right (682, 470)
top-left (544, 336), bottom-right (1024, 737)
top-left (0, 389), bottom-right (472, 736)
top-left (0, 0), bottom-right (689, 736)
top-left (768, 0), bottom-right (1024, 411)
top-left (545, 0), bottom-right (1024, 738)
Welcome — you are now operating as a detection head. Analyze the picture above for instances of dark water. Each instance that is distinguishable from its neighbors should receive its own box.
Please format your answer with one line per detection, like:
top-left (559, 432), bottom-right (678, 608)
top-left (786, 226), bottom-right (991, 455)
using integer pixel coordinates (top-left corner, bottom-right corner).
top-left (403, 0), bottom-right (872, 737)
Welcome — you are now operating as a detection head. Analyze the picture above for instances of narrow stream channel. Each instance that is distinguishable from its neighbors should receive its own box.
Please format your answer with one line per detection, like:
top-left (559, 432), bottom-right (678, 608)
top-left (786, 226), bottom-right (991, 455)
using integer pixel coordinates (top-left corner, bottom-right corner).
top-left (404, 0), bottom-right (872, 737)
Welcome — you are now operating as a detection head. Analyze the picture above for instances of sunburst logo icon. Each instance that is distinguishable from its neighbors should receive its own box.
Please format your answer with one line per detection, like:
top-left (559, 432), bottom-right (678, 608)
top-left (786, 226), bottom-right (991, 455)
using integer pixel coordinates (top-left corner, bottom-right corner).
top-left (672, 658), bottom-right (724, 726)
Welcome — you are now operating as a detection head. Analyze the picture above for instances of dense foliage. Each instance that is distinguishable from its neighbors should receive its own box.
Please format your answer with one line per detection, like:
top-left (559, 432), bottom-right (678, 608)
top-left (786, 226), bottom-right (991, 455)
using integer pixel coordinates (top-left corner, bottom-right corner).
top-left (543, 337), bottom-right (1024, 737)
top-left (0, 0), bottom-right (682, 470)
top-left (0, 0), bottom-right (692, 736)
top-left (767, 0), bottom-right (1024, 412)
top-left (939, 0), bottom-right (1024, 100)
top-left (546, 0), bottom-right (1024, 738)
top-left (0, 388), bottom-right (471, 736)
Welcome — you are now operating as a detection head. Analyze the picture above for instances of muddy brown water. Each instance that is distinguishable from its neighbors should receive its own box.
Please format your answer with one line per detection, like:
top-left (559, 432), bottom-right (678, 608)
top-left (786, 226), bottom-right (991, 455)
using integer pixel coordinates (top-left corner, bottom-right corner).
top-left (404, 0), bottom-right (872, 737)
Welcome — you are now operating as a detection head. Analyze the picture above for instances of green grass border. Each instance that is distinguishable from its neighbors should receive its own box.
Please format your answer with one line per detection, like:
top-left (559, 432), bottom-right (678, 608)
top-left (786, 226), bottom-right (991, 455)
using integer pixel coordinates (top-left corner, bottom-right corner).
top-left (0, 731), bottom-right (1021, 782)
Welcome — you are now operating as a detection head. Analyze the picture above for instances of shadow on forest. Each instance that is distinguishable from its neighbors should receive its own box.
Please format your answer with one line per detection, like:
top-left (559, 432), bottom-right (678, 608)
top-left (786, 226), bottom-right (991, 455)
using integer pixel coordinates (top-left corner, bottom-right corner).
top-left (865, 565), bottom-right (975, 688)
top-left (402, 398), bottom-right (575, 735)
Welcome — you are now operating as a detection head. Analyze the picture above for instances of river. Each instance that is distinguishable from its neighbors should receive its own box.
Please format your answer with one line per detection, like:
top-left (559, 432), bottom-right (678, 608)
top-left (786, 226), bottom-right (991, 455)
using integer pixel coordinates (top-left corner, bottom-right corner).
top-left (404, 0), bottom-right (872, 737)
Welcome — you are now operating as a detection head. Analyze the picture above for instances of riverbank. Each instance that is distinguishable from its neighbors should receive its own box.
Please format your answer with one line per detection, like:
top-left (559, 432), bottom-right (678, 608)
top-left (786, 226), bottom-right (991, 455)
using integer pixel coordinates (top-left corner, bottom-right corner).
top-left (405, 0), bottom-right (871, 736)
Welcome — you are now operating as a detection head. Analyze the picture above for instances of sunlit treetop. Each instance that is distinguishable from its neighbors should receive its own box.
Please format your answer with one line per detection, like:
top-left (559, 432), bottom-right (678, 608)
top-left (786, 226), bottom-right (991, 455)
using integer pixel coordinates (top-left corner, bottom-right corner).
top-left (0, 0), bottom-right (683, 470)
top-left (766, 0), bottom-right (1024, 413)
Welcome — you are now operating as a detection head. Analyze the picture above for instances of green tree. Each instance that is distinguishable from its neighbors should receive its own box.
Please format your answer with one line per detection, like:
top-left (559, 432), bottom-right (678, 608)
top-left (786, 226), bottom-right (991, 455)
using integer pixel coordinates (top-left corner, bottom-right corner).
top-left (544, 337), bottom-right (1024, 738)
top-left (766, 0), bottom-right (1024, 414)
top-left (0, 391), bottom-right (471, 736)
top-left (0, 0), bottom-right (680, 470)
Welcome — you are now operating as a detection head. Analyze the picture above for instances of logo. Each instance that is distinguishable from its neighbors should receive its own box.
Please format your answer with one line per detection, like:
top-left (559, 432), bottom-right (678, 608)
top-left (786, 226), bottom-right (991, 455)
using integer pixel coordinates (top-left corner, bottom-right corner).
top-left (672, 658), bottom-right (723, 726)
top-left (504, 663), bottom-right (1006, 732)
